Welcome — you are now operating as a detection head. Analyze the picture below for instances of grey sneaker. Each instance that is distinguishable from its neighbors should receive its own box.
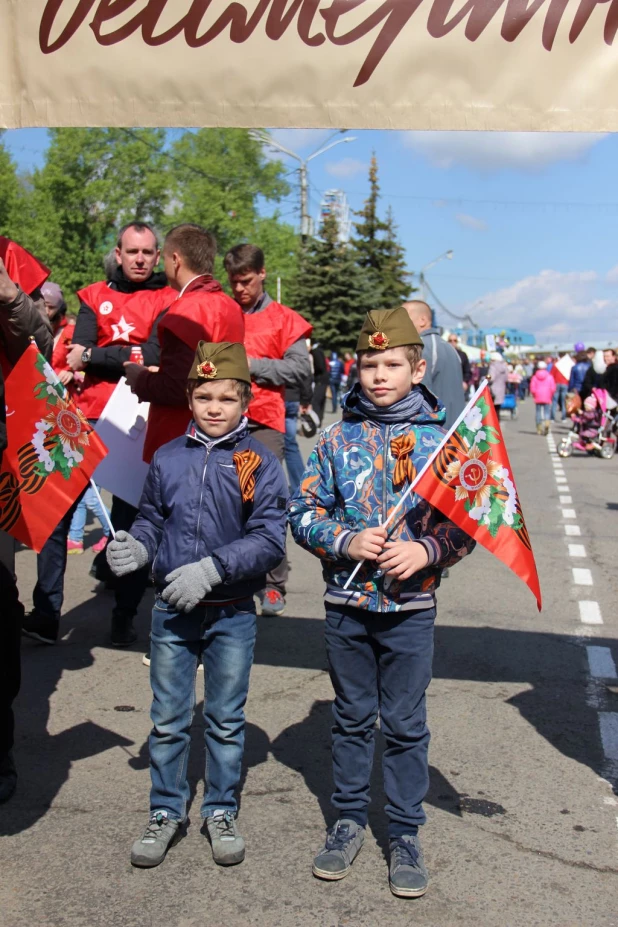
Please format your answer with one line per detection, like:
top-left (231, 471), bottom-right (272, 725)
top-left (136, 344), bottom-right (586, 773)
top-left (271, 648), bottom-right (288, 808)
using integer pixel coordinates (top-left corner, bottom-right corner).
top-left (388, 834), bottom-right (428, 898)
top-left (312, 819), bottom-right (365, 880)
top-left (259, 589), bottom-right (286, 616)
top-left (131, 812), bottom-right (181, 868)
top-left (205, 810), bottom-right (245, 866)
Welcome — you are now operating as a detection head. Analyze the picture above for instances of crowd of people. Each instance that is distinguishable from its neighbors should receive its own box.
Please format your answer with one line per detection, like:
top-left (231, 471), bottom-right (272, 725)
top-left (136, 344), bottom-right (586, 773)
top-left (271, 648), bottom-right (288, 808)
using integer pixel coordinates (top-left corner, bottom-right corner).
top-left (1, 222), bottom-right (615, 899)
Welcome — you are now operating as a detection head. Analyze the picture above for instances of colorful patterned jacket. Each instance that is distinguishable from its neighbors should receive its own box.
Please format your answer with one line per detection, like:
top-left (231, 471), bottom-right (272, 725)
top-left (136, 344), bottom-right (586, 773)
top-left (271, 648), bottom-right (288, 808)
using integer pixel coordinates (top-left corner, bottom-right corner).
top-left (288, 385), bottom-right (475, 613)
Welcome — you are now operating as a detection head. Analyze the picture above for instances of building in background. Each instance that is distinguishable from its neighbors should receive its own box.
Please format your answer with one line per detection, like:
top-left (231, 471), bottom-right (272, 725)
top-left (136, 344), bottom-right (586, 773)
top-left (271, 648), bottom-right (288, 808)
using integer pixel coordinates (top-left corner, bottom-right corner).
top-left (454, 326), bottom-right (536, 349)
top-left (317, 190), bottom-right (352, 244)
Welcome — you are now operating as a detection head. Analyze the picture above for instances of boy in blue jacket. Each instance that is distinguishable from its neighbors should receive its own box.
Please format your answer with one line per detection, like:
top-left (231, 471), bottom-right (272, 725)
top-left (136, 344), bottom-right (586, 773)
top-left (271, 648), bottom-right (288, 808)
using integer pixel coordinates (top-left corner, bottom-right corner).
top-left (106, 341), bottom-right (288, 869)
top-left (288, 308), bottom-right (475, 898)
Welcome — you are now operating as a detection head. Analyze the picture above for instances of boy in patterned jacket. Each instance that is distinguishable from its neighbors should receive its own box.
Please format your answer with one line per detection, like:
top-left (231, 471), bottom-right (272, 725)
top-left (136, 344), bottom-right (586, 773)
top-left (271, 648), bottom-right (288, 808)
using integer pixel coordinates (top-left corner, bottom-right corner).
top-left (288, 307), bottom-right (475, 898)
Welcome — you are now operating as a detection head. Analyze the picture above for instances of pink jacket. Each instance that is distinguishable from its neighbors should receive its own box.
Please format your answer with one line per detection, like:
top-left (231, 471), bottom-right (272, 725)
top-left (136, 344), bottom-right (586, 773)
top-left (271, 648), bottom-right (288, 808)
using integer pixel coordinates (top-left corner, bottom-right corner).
top-left (530, 369), bottom-right (556, 404)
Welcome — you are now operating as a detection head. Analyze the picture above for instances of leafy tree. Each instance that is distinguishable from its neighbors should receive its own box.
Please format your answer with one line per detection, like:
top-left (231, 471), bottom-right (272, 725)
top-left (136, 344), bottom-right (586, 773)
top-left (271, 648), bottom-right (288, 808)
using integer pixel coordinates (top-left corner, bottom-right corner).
top-left (0, 131), bottom-right (19, 236)
top-left (290, 212), bottom-right (381, 351)
top-left (165, 129), bottom-right (290, 257)
top-left (352, 155), bottom-right (412, 307)
top-left (13, 128), bottom-right (170, 298)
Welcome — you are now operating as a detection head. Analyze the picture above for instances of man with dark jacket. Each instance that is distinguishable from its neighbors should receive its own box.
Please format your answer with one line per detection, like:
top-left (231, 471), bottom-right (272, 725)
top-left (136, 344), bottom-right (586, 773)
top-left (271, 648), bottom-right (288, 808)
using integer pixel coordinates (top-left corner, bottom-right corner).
top-left (22, 222), bottom-right (176, 648)
top-left (403, 301), bottom-right (465, 428)
top-left (447, 333), bottom-right (471, 392)
top-left (224, 243), bottom-right (312, 617)
top-left (0, 243), bottom-right (53, 803)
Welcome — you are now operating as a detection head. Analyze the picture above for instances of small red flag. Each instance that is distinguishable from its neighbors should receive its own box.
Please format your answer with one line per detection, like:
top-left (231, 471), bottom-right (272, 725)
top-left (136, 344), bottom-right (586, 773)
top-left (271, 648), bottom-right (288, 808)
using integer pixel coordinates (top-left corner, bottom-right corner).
top-left (0, 345), bottom-right (108, 552)
top-left (413, 382), bottom-right (542, 610)
top-left (0, 237), bottom-right (50, 295)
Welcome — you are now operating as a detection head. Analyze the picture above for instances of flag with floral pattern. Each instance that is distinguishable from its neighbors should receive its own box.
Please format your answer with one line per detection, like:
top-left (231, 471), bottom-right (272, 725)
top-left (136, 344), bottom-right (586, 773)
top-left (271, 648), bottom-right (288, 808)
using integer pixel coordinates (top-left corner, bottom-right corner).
top-left (0, 344), bottom-right (107, 551)
top-left (413, 383), bottom-right (541, 609)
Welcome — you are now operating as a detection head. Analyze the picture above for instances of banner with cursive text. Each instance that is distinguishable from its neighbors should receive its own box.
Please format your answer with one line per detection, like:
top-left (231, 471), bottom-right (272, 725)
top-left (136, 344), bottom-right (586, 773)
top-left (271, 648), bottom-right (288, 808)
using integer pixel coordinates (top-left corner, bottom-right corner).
top-left (2, 0), bottom-right (618, 130)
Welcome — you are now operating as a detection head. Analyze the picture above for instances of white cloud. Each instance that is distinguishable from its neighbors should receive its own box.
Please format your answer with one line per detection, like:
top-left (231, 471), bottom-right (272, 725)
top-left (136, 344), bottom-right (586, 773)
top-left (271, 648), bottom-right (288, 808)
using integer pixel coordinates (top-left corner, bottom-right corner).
top-left (268, 129), bottom-right (332, 154)
top-left (463, 269), bottom-right (618, 342)
top-left (402, 132), bottom-right (607, 172)
top-left (455, 212), bottom-right (487, 231)
top-left (606, 265), bottom-right (618, 284)
top-left (325, 157), bottom-right (367, 179)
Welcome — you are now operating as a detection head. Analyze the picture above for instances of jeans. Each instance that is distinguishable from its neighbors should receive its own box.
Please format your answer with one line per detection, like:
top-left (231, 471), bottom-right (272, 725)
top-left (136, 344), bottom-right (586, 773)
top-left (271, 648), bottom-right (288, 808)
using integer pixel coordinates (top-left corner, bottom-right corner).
top-left (32, 491), bottom-right (84, 620)
top-left (536, 403), bottom-right (551, 425)
top-left (329, 380), bottom-right (341, 413)
top-left (552, 383), bottom-right (568, 420)
top-left (284, 401), bottom-right (305, 493)
top-left (149, 596), bottom-right (257, 821)
top-left (324, 603), bottom-right (435, 837)
top-left (68, 484), bottom-right (110, 542)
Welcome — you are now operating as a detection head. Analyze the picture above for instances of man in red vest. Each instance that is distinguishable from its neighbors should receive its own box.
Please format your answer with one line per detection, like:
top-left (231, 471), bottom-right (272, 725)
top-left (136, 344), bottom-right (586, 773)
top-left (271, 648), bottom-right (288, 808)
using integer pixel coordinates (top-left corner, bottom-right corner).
top-left (22, 222), bottom-right (176, 649)
top-left (224, 243), bottom-right (312, 616)
top-left (0, 240), bottom-right (53, 803)
top-left (125, 224), bottom-right (244, 462)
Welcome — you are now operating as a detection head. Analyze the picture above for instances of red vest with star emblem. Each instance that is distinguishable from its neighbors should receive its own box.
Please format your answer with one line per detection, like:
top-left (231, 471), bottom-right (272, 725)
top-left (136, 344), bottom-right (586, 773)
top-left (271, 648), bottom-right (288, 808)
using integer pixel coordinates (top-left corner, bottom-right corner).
top-left (244, 301), bottom-right (313, 433)
top-left (75, 280), bottom-right (175, 419)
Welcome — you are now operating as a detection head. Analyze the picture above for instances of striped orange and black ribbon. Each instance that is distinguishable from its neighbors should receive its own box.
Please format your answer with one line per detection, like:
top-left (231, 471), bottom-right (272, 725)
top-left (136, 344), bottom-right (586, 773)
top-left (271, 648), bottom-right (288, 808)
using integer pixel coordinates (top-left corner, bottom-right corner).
top-left (233, 449), bottom-right (262, 503)
top-left (390, 434), bottom-right (417, 488)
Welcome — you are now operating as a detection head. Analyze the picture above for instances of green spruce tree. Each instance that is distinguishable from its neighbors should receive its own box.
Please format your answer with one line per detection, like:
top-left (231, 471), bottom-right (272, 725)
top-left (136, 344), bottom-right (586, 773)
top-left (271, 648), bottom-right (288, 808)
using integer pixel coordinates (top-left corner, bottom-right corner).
top-left (0, 131), bottom-right (20, 236)
top-left (290, 212), bottom-right (381, 351)
top-left (352, 155), bottom-right (412, 307)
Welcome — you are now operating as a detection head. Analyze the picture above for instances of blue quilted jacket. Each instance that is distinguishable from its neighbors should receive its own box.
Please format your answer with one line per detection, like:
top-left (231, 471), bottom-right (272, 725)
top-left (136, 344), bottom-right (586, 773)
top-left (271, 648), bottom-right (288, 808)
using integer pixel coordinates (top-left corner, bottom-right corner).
top-left (288, 385), bottom-right (475, 613)
top-left (131, 419), bottom-right (288, 601)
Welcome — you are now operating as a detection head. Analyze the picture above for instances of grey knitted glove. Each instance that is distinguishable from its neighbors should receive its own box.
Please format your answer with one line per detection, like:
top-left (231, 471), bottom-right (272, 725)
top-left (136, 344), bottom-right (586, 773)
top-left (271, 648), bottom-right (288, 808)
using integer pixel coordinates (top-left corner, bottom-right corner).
top-left (161, 558), bottom-right (222, 613)
top-left (106, 530), bottom-right (149, 577)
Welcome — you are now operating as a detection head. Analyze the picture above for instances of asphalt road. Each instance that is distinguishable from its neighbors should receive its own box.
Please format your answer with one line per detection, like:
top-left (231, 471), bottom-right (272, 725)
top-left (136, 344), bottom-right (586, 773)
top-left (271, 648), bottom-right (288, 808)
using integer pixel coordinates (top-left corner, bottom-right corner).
top-left (1, 398), bottom-right (617, 927)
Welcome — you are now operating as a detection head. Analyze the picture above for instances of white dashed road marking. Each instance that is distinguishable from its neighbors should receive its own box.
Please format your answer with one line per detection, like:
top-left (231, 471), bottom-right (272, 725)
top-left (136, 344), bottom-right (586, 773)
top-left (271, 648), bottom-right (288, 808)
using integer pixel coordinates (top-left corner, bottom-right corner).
top-left (587, 646), bottom-right (618, 679)
top-left (599, 714), bottom-right (618, 762)
top-left (573, 568), bottom-right (593, 586)
top-left (559, 495), bottom-right (572, 504)
top-left (562, 509), bottom-right (576, 519)
top-left (579, 601), bottom-right (604, 625)
top-left (568, 544), bottom-right (587, 558)
top-left (565, 524), bottom-right (581, 536)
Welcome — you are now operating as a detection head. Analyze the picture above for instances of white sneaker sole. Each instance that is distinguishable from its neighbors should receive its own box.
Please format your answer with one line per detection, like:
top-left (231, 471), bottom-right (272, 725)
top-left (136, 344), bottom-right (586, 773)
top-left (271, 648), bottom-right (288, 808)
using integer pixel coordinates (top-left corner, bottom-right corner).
top-left (389, 880), bottom-right (428, 898)
top-left (312, 863), bottom-right (351, 880)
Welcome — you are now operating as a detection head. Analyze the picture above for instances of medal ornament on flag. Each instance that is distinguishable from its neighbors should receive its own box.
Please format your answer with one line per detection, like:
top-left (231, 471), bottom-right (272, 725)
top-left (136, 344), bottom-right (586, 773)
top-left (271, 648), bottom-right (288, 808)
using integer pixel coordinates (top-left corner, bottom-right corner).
top-left (0, 346), bottom-right (108, 552)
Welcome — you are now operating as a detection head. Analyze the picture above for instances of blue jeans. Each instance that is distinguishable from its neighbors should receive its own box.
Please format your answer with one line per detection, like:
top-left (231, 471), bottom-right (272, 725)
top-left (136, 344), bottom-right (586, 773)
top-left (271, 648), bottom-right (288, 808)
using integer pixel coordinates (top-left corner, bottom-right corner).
top-left (284, 401), bottom-right (305, 493)
top-left (324, 603), bottom-right (435, 838)
top-left (329, 380), bottom-right (342, 412)
top-left (149, 596), bottom-right (257, 821)
top-left (552, 383), bottom-right (567, 420)
top-left (536, 403), bottom-right (551, 425)
top-left (68, 484), bottom-right (110, 542)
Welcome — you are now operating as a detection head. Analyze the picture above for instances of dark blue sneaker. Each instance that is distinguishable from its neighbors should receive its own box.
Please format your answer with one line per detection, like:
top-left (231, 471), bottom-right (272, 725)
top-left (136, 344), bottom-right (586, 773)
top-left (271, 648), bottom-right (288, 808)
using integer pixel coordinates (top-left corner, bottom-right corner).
top-left (312, 819), bottom-right (365, 880)
top-left (388, 834), bottom-right (428, 897)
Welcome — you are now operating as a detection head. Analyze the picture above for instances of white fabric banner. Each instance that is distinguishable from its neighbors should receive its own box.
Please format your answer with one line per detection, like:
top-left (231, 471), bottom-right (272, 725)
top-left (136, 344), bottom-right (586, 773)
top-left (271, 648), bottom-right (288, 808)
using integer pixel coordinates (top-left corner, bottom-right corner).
top-left (2, 0), bottom-right (618, 130)
top-left (93, 378), bottom-right (150, 510)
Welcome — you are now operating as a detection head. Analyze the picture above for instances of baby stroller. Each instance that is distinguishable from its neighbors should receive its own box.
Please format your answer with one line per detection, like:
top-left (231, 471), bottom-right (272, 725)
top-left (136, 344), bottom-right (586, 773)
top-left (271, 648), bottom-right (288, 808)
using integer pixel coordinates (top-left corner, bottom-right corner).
top-left (558, 388), bottom-right (617, 459)
top-left (502, 390), bottom-right (518, 420)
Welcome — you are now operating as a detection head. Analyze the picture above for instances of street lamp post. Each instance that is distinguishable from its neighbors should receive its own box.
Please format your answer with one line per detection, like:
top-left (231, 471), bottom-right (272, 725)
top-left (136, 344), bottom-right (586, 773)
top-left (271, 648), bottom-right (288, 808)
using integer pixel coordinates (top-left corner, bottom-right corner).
top-left (249, 130), bottom-right (356, 241)
top-left (418, 250), bottom-right (453, 327)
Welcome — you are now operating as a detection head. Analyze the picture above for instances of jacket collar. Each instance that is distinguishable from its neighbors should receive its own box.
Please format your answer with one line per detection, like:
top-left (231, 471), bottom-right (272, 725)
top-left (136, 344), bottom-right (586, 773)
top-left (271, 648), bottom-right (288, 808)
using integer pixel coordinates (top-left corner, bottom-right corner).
top-left (185, 416), bottom-right (249, 449)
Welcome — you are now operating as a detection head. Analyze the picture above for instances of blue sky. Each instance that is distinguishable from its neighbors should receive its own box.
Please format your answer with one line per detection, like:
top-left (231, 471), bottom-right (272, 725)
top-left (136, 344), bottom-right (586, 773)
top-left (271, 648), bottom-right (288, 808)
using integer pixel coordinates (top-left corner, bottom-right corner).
top-left (5, 127), bottom-right (618, 346)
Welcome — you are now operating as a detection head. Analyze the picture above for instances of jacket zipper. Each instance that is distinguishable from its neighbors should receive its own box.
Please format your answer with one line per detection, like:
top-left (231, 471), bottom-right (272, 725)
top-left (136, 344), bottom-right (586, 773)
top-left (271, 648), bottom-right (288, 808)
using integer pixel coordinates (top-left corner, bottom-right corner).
top-left (377, 423), bottom-right (390, 612)
top-left (194, 444), bottom-right (213, 558)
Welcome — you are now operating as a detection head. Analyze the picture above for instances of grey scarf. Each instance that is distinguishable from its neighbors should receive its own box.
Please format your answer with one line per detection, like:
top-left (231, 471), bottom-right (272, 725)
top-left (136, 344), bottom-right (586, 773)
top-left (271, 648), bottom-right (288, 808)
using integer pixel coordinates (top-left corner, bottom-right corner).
top-left (344, 384), bottom-right (427, 425)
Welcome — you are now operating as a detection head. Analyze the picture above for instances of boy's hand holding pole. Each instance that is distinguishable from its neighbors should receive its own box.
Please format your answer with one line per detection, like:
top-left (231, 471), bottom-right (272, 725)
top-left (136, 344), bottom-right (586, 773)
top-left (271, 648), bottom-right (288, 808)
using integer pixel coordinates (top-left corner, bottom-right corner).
top-left (106, 530), bottom-right (149, 576)
top-left (347, 526), bottom-right (430, 581)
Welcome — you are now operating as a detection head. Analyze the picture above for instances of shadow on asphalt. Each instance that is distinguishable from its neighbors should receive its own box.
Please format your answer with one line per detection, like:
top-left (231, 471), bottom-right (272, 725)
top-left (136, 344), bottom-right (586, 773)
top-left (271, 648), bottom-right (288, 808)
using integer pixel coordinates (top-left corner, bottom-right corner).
top-left (3, 600), bottom-right (617, 839)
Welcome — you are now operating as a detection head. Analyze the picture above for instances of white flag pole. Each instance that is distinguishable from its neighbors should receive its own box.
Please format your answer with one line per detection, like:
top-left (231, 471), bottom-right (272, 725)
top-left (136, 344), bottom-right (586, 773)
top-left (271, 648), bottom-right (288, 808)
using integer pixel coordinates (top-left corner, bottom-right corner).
top-left (342, 379), bottom-right (490, 590)
top-left (89, 478), bottom-right (116, 540)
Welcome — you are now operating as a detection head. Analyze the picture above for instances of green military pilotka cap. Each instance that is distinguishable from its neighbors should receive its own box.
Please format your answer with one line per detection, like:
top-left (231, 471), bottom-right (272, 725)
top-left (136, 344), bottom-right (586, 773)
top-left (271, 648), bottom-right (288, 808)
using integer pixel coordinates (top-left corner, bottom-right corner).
top-left (356, 306), bottom-right (423, 353)
top-left (188, 341), bottom-right (251, 384)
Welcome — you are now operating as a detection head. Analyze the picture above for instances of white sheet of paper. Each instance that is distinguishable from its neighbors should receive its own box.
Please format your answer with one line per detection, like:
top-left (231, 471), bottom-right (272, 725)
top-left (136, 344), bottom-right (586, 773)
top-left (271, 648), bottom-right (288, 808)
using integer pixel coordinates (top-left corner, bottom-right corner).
top-left (93, 378), bottom-right (150, 509)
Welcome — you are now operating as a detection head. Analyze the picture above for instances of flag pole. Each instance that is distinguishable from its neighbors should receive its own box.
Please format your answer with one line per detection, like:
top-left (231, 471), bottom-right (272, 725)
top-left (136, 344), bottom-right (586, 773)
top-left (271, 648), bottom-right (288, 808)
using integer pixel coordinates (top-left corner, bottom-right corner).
top-left (342, 379), bottom-right (489, 590)
top-left (89, 479), bottom-right (116, 540)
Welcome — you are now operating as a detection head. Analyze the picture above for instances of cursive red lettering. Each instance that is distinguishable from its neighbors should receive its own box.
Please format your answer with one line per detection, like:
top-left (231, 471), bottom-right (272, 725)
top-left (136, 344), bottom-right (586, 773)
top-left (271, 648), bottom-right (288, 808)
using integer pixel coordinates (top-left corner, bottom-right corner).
top-left (40, 0), bottom-right (97, 53)
top-left (187, 0), bottom-right (272, 46)
top-left (569, 0), bottom-right (618, 44)
top-left (265, 0), bottom-right (325, 46)
top-left (90, 0), bottom-right (149, 45)
top-left (320, 0), bottom-right (424, 87)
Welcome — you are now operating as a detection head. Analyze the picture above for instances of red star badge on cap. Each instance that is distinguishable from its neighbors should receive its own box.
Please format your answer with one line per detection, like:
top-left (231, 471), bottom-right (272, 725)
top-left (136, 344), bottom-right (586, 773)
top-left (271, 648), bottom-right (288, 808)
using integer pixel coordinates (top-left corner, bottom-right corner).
top-left (368, 331), bottom-right (389, 350)
top-left (197, 360), bottom-right (218, 379)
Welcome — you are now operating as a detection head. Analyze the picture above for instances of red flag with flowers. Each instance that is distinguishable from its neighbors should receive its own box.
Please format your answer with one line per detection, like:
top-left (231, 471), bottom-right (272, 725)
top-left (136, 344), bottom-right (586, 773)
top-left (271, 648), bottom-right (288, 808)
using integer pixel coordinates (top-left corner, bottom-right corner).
top-left (413, 382), bottom-right (542, 610)
top-left (0, 344), bottom-right (107, 552)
